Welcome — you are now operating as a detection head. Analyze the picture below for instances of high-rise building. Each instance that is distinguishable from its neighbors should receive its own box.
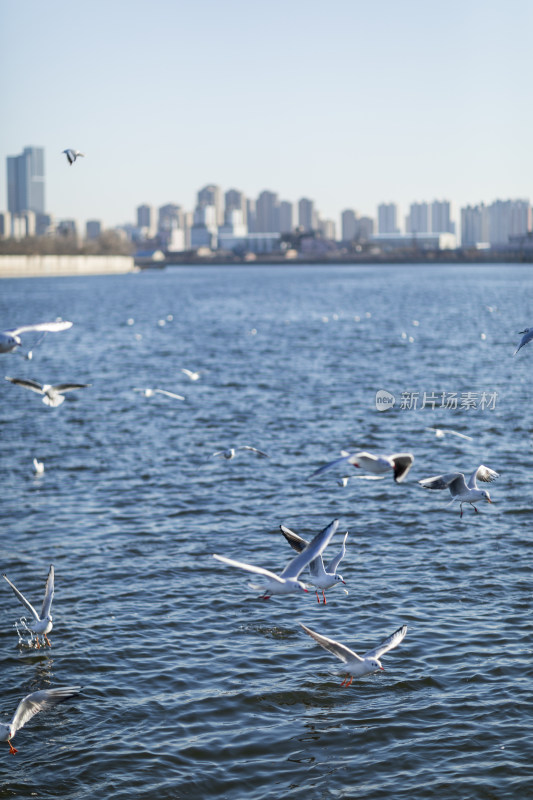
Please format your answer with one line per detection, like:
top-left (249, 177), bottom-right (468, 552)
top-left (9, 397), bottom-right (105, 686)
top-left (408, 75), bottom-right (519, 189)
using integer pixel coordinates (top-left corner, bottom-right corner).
top-left (279, 201), bottom-right (293, 234)
top-left (198, 184), bottom-right (223, 225)
top-left (298, 198), bottom-right (316, 232)
top-left (224, 189), bottom-right (247, 227)
top-left (6, 146), bottom-right (45, 215)
top-left (377, 203), bottom-right (400, 234)
top-left (406, 202), bottom-right (430, 234)
top-left (488, 199), bottom-right (531, 245)
top-left (319, 219), bottom-right (336, 240)
top-left (431, 200), bottom-right (455, 234)
top-left (86, 220), bottom-right (102, 240)
top-left (341, 209), bottom-right (358, 241)
top-left (460, 204), bottom-right (489, 247)
top-left (136, 204), bottom-right (155, 235)
top-left (255, 190), bottom-right (280, 233)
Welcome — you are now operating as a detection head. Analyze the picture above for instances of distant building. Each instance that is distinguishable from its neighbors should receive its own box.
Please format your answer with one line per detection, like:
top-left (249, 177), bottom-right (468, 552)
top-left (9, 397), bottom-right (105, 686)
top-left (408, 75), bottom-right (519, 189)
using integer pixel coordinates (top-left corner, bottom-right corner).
top-left (406, 202), bottom-right (430, 234)
top-left (371, 232), bottom-right (456, 251)
top-left (356, 216), bottom-right (374, 241)
top-left (431, 200), bottom-right (455, 234)
top-left (319, 219), bottom-right (336, 240)
top-left (57, 219), bottom-right (78, 238)
top-left (377, 203), bottom-right (400, 234)
top-left (0, 211), bottom-right (11, 238)
top-left (136, 204), bottom-right (156, 237)
top-left (298, 198), bottom-right (316, 232)
top-left (279, 200), bottom-right (294, 234)
top-left (246, 198), bottom-right (256, 233)
top-left (488, 199), bottom-right (531, 246)
top-left (224, 189), bottom-right (247, 227)
top-left (191, 203), bottom-right (218, 250)
top-left (198, 184), bottom-right (223, 225)
top-left (460, 204), bottom-right (489, 247)
top-left (255, 190), bottom-right (280, 233)
top-left (86, 220), bottom-right (102, 240)
top-left (341, 209), bottom-right (358, 241)
top-left (6, 146), bottom-right (45, 215)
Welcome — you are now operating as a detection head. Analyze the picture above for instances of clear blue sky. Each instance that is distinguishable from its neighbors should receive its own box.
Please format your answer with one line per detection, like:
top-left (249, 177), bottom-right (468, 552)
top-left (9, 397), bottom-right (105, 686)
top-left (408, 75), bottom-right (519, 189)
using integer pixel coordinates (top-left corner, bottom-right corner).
top-left (1, 0), bottom-right (531, 229)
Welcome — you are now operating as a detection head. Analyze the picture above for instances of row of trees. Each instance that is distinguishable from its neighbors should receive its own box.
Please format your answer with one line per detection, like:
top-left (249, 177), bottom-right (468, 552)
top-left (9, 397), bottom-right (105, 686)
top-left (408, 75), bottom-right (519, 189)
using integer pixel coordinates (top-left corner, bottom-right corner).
top-left (0, 231), bottom-right (133, 256)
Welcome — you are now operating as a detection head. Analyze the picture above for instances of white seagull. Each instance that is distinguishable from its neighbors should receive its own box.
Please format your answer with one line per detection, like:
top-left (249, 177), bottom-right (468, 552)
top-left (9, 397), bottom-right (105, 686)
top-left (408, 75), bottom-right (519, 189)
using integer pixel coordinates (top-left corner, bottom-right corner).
top-left (299, 622), bottom-right (407, 686)
top-left (62, 149), bottom-right (84, 165)
top-left (310, 450), bottom-right (414, 483)
top-left (425, 427), bottom-right (473, 441)
top-left (133, 387), bottom-right (185, 401)
top-left (213, 519), bottom-right (339, 599)
top-left (181, 369), bottom-right (201, 381)
top-left (3, 565), bottom-right (55, 648)
top-left (1, 686), bottom-right (81, 754)
top-left (514, 327), bottom-right (533, 356)
top-left (32, 458), bottom-right (44, 475)
top-left (0, 321), bottom-right (72, 355)
top-left (280, 524), bottom-right (348, 603)
top-left (5, 377), bottom-right (91, 407)
top-left (418, 464), bottom-right (499, 517)
top-left (213, 446), bottom-right (268, 460)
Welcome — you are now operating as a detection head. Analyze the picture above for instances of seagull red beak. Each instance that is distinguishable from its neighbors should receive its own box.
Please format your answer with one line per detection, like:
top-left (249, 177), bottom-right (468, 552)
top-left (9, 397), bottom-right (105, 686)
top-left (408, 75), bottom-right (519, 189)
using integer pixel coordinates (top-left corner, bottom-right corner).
top-left (487, 498), bottom-right (493, 503)
top-left (380, 665), bottom-right (384, 670)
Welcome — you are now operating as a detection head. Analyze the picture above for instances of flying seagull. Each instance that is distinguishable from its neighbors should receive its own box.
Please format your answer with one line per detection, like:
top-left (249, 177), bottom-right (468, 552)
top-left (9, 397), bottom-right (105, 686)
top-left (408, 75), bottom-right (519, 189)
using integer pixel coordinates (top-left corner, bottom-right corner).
top-left (514, 327), bottom-right (533, 356)
top-left (425, 427), bottom-right (473, 441)
top-left (213, 519), bottom-right (339, 599)
top-left (3, 565), bottom-right (55, 648)
top-left (418, 464), bottom-right (498, 517)
top-left (1, 686), bottom-right (81, 754)
top-left (62, 149), bottom-right (84, 165)
top-left (213, 446), bottom-right (268, 459)
top-left (299, 622), bottom-right (407, 686)
top-left (5, 377), bottom-right (91, 407)
top-left (0, 321), bottom-right (72, 355)
top-left (310, 450), bottom-right (414, 483)
top-left (133, 387), bottom-right (185, 401)
top-left (280, 524), bottom-right (348, 603)
top-left (181, 369), bottom-right (201, 381)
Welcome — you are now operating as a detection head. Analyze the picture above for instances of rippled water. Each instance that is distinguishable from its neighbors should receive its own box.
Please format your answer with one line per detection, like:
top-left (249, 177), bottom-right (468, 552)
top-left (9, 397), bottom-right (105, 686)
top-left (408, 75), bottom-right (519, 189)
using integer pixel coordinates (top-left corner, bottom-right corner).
top-left (0, 264), bottom-right (531, 799)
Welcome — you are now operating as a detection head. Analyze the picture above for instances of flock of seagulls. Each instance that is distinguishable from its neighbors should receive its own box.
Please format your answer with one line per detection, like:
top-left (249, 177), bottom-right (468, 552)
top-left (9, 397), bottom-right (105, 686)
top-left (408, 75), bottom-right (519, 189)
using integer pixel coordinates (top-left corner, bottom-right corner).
top-left (1, 303), bottom-right (530, 754)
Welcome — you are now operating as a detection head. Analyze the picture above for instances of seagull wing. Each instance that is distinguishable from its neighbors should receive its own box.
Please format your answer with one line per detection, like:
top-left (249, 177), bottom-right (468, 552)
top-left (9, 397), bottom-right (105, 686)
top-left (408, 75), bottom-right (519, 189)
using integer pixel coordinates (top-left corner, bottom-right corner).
top-left (444, 429), bottom-right (473, 441)
top-left (8, 321), bottom-right (73, 337)
top-left (10, 687), bottom-right (81, 734)
top-left (281, 519), bottom-right (338, 579)
top-left (50, 383), bottom-right (91, 393)
top-left (514, 329), bottom-right (533, 355)
top-left (212, 554), bottom-right (285, 585)
top-left (309, 455), bottom-right (350, 478)
top-left (390, 453), bottom-right (414, 483)
top-left (418, 472), bottom-right (467, 492)
top-left (154, 389), bottom-right (185, 400)
top-left (325, 532), bottom-right (348, 573)
top-left (5, 377), bottom-right (44, 394)
top-left (2, 575), bottom-right (41, 622)
top-left (363, 625), bottom-right (407, 659)
top-left (279, 525), bottom-right (308, 554)
top-left (299, 623), bottom-right (362, 664)
top-left (40, 565), bottom-right (54, 619)
top-left (467, 465), bottom-right (499, 489)
top-left (238, 446), bottom-right (268, 457)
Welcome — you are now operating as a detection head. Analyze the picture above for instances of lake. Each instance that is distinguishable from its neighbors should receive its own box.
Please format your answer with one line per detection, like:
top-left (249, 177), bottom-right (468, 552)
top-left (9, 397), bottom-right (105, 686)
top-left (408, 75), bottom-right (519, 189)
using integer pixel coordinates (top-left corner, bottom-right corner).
top-left (0, 264), bottom-right (531, 799)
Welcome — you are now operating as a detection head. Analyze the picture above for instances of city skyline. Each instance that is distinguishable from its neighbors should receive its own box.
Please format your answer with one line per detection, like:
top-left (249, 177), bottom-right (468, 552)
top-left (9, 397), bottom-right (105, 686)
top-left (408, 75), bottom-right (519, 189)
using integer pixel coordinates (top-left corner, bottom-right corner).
top-left (1, 1), bottom-right (532, 229)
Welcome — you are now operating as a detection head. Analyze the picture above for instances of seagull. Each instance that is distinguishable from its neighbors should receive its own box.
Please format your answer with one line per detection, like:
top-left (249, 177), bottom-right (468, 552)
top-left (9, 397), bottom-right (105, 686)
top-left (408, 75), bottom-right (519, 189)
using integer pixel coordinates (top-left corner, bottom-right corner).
top-left (5, 377), bottom-right (91, 407)
top-left (3, 565), bottom-right (54, 648)
top-left (280, 525), bottom-right (347, 603)
top-left (213, 446), bottom-right (268, 459)
top-left (299, 622), bottom-right (407, 686)
top-left (181, 369), bottom-right (201, 381)
top-left (514, 327), bottom-right (533, 356)
top-left (133, 387), bottom-right (185, 400)
top-left (337, 475), bottom-right (385, 487)
top-left (425, 427), bottom-right (473, 441)
top-left (62, 149), bottom-right (84, 165)
top-left (213, 519), bottom-right (339, 599)
top-left (1, 686), bottom-right (81, 754)
top-left (32, 458), bottom-right (44, 475)
top-left (418, 464), bottom-right (499, 517)
top-left (0, 321), bottom-right (72, 355)
top-left (310, 451), bottom-right (414, 483)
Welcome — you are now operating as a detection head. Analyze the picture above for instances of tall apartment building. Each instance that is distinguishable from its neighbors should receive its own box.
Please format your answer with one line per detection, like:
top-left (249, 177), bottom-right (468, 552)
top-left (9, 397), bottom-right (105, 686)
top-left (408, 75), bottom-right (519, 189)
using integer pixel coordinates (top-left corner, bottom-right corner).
top-left (406, 202), bottom-right (430, 234)
top-left (279, 201), bottom-right (293, 234)
top-left (6, 146), bottom-right (45, 215)
top-left (341, 209), bottom-right (357, 241)
top-left (137, 204), bottom-right (155, 236)
top-left (298, 197), bottom-right (316, 232)
top-left (224, 189), bottom-right (247, 227)
top-left (255, 190), bottom-right (280, 233)
top-left (197, 184), bottom-right (223, 225)
top-left (431, 200), bottom-right (455, 234)
top-left (488, 199), bottom-right (531, 245)
top-left (377, 203), bottom-right (400, 234)
top-left (460, 204), bottom-right (489, 246)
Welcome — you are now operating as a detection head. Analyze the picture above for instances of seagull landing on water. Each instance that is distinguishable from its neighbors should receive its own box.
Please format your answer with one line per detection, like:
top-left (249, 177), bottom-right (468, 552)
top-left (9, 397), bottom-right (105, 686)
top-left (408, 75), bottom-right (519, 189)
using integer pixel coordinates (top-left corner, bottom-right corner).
top-left (280, 524), bottom-right (348, 603)
top-left (213, 519), bottom-right (339, 599)
top-left (62, 149), bottom-right (84, 165)
top-left (514, 327), bottom-right (533, 356)
top-left (213, 446), bottom-right (268, 460)
top-left (3, 566), bottom-right (54, 648)
top-left (310, 450), bottom-right (414, 483)
top-left (0, 686), bottom-right (81, 754)
top-left (32, 458), bottom-right (44, 476)
top-left (299, 622), bottom-right (407, 686)
top-left (5, 377), bottom-right (91, 407)
top-left (418, 464), bottom-right (499, 517)
top-left (0, 321), bottom-right (72, 355)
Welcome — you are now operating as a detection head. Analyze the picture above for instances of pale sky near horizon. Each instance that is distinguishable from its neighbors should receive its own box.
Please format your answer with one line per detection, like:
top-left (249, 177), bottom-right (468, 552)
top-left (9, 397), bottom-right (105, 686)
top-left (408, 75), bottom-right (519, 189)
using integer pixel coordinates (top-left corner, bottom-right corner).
top-left (1, 0), bottom-right (531, 230)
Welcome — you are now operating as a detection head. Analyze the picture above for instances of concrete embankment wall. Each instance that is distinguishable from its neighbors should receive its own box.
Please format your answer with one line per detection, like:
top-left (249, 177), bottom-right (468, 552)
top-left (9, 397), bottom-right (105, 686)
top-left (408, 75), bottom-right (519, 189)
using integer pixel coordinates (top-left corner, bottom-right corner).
top-left (0, 255), bottom-right (135, 278)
